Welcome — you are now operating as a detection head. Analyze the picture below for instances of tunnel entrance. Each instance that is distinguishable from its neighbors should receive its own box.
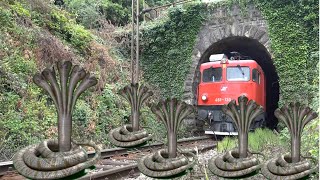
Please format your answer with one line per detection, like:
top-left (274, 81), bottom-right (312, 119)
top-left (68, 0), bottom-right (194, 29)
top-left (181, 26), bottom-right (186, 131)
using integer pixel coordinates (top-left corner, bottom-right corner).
top-left (193, 36), bottom-right (279, 129)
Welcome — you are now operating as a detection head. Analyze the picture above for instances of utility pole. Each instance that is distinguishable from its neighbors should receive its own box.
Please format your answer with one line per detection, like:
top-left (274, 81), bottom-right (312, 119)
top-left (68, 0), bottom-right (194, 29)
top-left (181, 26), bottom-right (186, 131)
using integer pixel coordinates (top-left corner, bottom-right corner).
top-left (136, 0), bottom-right (140, 84)
top-left (131, 0), bottom-right (140, 84)
top-left (143, 0), bottom-right (146, 21)
top-left (130, 0), bottom-right (135, 84)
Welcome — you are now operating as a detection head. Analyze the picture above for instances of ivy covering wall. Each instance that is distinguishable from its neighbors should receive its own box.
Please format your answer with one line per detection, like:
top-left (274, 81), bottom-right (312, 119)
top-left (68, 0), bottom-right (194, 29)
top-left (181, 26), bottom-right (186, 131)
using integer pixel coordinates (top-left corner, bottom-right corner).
top-left (254, 0), bottom-right (318, 105)
top-left (140, 2), bottom-right (207, 98)
top-left (140, 0), bottom-right (318, 106)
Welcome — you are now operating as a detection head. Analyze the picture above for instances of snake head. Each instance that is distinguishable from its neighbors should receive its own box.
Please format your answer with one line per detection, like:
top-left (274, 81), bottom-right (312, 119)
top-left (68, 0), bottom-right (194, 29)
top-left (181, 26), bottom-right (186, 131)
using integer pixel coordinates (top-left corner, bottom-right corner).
top-left (238, 95), bottom-right (248, 104)
top-left (33, 73), bottom-right (45, 85)
top-left (71, 65), bottom-right (86, 80)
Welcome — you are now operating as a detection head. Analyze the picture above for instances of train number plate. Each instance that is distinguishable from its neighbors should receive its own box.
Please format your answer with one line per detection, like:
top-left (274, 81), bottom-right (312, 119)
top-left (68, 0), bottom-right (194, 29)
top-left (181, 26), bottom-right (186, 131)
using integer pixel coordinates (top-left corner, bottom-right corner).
top-left (215, 97), bottom-right (231, 102)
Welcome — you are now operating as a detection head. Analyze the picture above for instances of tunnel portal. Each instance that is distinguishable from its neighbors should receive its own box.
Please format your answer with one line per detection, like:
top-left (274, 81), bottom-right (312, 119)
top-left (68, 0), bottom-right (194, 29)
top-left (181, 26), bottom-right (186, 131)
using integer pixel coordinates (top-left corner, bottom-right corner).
top-left (193, 36), bottom-right (279, 129)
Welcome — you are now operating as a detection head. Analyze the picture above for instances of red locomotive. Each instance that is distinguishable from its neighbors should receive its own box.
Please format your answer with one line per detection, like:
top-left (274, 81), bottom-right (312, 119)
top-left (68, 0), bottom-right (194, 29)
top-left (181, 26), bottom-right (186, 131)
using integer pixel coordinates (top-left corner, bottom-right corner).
top-left (197, 52), bottom-right (266, 135)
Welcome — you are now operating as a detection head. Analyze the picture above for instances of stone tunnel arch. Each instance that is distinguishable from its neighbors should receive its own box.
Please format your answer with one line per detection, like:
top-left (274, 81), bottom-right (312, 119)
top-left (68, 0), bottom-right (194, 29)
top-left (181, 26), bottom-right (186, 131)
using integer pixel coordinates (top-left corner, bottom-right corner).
top-left (183, 5), bottom-right (279, 129)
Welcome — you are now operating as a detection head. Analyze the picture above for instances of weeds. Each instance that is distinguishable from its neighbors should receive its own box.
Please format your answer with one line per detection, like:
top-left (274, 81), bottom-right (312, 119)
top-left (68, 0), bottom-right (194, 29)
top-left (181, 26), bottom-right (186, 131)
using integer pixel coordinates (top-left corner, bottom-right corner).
top-left (217, 128), bottom-right (285, 158)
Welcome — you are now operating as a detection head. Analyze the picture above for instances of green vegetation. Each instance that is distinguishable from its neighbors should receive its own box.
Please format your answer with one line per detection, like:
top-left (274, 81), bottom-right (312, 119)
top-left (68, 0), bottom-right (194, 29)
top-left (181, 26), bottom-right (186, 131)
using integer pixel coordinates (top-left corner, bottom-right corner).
top-left (140, 2), bottom-right (207, 98)
top-left (63, 0), bottom-right (176, 28)
top-left (217, 128), bottom-right (286, 157)
top-left (0, 0), bottom-right (126, 161)
top-left (0, 0), bottom-right (178, 161)
top-left (217, 136), bottom-right (237, 152)
top-left (254, 0), bottom-right (318, 106)
top-left (218, 125), bottom-right (319, 162)
top-left (255, 0), bottom-right (319, 164)
top-left (64, 0), bottom-right (131, 27)
top-left (48, 9), bottom-right (93, 51)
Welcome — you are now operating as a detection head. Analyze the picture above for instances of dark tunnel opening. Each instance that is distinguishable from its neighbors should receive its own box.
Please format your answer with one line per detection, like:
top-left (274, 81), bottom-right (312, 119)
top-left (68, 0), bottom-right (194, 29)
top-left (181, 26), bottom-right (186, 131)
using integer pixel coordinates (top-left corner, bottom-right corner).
top-left (194, 36), bottom-right (279, 129)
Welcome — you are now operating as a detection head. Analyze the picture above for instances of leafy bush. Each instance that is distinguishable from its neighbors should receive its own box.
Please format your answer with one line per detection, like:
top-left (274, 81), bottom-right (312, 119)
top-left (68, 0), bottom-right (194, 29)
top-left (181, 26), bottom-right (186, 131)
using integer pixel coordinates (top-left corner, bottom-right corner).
top-left (10, 2), bottom-right (31, 18)
top-left (48, 9), bottom-right (93, 51)
top-left (73, 99), bottom-right (93, 124)
top-left (99, 0), bottom-right (130, 26)
top-left (2, 52), bottom-right (37, 76)
top-left (64, 0), bottom-right (130, 27)
top-left (64, 0), bottom-right (101, 28)
top-left (145, 0), bottom-right (175, 6)
top-left (140, 107), bottom-right (166, 142)
top-left (0, 7), bottom-right (13, 30)
top-left (0, 0), bottom-right (132, 161)
top-left (301, 119), bottom-right (319, 160)
top-left (0, 90), bottom-right (56, 161)
top-left (91, 84), bottom-right (130, 146)
top-left (65, 23), bottom-right (93, 50)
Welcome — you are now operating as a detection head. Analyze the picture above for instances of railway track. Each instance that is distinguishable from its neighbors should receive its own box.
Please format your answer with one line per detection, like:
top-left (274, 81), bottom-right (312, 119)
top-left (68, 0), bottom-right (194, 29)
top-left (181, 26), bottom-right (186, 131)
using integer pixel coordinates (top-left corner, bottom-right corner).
top-left (0, 136), bottom-right (216, 180)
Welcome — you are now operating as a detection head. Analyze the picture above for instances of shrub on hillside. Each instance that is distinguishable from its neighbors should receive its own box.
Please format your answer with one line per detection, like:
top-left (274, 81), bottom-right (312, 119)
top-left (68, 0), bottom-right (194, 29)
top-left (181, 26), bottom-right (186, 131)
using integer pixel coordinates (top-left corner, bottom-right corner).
top-left (64, 0), bottom-right (130, 27)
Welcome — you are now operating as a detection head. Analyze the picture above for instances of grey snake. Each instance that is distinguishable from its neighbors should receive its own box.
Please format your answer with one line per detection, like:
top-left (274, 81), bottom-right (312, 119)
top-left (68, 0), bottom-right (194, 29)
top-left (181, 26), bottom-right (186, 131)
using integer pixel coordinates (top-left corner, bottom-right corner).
top-left (261, 154), bottom-right (318, 180)
top-left (208, 149), bottom-right (261, 177)
top-left (13, 139), bottom-right (101, 179)
top-left (138, 148), bottom-right (196, 178)
top-left (108, 124), bottom-right (152, 147)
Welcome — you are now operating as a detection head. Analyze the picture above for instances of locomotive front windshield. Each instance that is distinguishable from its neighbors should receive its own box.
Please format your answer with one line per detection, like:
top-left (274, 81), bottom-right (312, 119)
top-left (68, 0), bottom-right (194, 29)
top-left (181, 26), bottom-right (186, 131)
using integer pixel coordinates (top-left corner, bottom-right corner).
top-left (202, 67), bottom-right (222, 82)
top-left (227, 66), bottom-right (250, 81)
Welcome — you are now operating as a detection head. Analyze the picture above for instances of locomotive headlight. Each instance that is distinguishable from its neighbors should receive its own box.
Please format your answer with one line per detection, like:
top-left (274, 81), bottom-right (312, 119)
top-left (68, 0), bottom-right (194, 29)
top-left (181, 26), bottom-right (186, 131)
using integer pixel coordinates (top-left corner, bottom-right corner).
top-left (201, 94), bottom-right (207, 101)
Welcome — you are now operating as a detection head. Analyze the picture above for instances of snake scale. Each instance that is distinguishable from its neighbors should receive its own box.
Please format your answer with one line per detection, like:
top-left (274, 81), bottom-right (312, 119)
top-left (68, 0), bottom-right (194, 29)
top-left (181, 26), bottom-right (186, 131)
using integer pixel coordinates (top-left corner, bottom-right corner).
top-left (138, 148), bottom-right (196, 178)
top-left (13, 139), bottom-right (101, 180)
top-left (208, 149), bottom-right (261, 177)
top-left (108, 124), bottom-right (152, 147)
top-left (261, 154), bottom-right (318, 180)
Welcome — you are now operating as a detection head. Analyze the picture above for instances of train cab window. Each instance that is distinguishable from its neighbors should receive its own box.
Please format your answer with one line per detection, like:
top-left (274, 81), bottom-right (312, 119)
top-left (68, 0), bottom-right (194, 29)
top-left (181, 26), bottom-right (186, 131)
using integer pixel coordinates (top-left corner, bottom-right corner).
top-left (226, 66), bottom-right (250, 81)
top-left (202, 67), bottom-right (222, 82)
top-left (252, 69), bottom-right (260, 84)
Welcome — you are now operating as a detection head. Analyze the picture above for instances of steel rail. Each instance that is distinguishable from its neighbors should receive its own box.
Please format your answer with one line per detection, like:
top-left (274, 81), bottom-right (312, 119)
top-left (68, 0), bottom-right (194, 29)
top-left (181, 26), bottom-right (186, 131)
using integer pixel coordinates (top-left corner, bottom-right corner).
top-left (87, 135), bottom-right (212, 159)
top-left (0, 135), bottom-right (214, 176)
top-left (78, 143), bottom-right (217, 180)
top-left (78, 163), bottom-right (139, 180)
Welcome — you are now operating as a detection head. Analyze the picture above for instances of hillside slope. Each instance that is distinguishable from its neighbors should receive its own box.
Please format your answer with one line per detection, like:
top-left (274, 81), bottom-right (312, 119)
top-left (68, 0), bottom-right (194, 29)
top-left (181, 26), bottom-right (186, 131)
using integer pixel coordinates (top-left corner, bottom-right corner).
top-left (0, 0), bottom-right (133, 161)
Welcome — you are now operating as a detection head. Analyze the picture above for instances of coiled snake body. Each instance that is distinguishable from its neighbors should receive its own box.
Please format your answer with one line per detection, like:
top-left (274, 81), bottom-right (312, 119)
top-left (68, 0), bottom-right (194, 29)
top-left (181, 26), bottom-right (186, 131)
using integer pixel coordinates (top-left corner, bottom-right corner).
top-left (261, 154), bottom-right (318, 180)
top-left (13, 139), bottom-right (101, 180)
top-left (108, 124), bottom-right (152, 147)
top-left (208, 149), bottom-right (261, 177)
top-left (138, 148), bottom-right (196, 178)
